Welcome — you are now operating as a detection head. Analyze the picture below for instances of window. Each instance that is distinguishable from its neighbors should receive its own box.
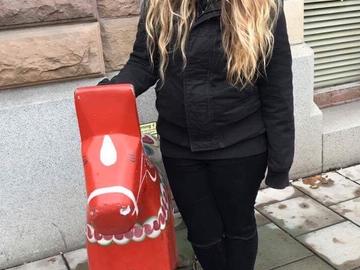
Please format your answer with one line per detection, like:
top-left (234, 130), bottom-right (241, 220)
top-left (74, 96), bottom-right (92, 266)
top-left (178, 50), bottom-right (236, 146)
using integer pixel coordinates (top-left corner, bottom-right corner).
top-left (304, 0), bottom-right (360, 90)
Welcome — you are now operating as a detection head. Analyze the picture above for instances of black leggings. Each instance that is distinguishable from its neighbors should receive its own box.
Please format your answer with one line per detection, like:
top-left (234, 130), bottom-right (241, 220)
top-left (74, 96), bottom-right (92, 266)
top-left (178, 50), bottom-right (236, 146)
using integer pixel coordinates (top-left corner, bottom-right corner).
top-left (161, 151), bottom-right (268, 270)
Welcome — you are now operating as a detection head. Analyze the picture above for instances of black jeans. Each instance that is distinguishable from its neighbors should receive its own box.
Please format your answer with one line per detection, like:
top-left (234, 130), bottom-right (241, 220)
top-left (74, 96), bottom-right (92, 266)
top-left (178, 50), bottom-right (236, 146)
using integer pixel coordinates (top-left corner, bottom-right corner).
top-left (161, 151), bottom-right (268, 270)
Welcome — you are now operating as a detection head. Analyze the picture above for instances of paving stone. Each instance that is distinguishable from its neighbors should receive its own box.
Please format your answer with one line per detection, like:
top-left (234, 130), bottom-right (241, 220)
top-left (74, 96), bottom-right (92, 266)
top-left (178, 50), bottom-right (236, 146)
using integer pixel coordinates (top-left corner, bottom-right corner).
top-left (257, 195), bottom-right (344, 236)
top-left (274, 255), bottom-right (334, 270)
top-left (255, 223), bottom-right (313, 270)
top-left (297, 221), bottom-right (360, 270)
top-left (8, 255), bottom-right (67, 270)
top-left (255, 209), bottom-right (271, 226)
top-left (330, 197), bottom-right (360, 226)
top-left (73, 262), bottom-right (88, 270)
top-left (178, 266), bottom-right (194, 270)
top-left (63, 248), bottom-right (88, 270)
top-left (292, 172), bottom-right (360, 206)
top-left (337, 164), bottom-right (360, 182)
top-left (174, 212), bottom-right (184, 228)
top-left (255, 186), bottom-right (304, 208)
top-left (175, 219), bottom-right (195, 268)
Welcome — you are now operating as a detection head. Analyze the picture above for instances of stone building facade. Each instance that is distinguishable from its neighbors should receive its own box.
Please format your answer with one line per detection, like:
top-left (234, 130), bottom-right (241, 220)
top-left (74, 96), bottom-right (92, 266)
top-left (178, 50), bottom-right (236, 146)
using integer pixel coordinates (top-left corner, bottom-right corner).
top-left (0, 0), bottom-right (142, 89)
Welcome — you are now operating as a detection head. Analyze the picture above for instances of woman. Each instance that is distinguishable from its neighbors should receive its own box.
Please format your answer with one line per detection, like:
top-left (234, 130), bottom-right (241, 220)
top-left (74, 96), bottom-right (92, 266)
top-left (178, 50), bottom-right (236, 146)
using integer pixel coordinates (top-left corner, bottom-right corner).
top-left (98, 0), bottom-right (295, 269)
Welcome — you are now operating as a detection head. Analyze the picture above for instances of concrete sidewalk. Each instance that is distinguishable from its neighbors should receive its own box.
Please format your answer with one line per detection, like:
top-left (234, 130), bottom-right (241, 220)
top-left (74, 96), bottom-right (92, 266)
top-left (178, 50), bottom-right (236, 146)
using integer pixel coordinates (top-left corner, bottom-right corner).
top-left (7, 164), bottom-right (360, 270)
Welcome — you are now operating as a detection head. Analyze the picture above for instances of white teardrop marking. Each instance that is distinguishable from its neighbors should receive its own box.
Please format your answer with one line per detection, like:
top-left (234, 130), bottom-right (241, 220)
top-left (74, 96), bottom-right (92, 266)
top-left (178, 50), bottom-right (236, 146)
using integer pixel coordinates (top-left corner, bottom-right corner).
top-left (100, 135), bottom-right (117, 166)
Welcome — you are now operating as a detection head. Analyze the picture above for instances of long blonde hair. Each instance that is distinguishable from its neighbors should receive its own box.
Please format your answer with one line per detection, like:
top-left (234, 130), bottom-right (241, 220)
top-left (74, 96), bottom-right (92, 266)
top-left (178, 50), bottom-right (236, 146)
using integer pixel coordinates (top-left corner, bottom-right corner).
top-left (143, 0), bottom-right (281, 89)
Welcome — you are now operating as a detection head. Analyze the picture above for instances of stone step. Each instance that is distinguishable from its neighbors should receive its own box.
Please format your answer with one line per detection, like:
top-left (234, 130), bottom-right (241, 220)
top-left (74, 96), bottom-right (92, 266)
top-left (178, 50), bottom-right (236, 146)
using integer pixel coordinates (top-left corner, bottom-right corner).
top-left (322, 99), bottom-right (360, 171)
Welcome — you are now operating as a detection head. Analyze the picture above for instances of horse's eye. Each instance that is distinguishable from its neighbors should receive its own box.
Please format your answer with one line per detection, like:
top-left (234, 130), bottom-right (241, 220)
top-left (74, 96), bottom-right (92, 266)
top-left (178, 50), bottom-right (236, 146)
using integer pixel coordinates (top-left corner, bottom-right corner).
top-left (120, 205), bottom-right (131, 216)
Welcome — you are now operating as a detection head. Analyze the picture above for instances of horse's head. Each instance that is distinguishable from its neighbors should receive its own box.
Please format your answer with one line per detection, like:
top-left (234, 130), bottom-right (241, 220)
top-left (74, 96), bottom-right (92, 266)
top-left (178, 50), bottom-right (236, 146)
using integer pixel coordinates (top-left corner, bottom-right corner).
top-left (75, 84), bottom-right (145, 236)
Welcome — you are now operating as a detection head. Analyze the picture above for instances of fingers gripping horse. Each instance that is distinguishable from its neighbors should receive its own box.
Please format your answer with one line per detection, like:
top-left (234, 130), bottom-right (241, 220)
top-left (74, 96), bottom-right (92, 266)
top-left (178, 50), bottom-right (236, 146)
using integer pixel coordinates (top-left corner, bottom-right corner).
top-left (74, 84), bottom-right (178, 270)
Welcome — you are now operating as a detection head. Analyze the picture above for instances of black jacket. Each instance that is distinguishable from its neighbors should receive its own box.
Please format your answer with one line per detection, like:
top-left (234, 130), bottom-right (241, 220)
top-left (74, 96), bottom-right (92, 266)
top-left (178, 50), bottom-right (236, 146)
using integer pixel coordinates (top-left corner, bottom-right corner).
top-left (98, 1), bottom-right (295, 189)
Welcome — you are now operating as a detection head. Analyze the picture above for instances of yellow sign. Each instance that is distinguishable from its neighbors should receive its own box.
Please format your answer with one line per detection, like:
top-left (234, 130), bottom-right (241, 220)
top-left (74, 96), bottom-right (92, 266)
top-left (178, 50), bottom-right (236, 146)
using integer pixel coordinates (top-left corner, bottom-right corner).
top-left (140, 121), bottom-right (157, 136)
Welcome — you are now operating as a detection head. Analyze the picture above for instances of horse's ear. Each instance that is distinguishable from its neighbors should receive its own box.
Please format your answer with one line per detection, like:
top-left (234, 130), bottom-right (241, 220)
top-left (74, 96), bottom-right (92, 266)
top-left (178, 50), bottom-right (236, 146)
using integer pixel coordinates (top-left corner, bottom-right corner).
top-left (74, 84), bottom-right (141, 141)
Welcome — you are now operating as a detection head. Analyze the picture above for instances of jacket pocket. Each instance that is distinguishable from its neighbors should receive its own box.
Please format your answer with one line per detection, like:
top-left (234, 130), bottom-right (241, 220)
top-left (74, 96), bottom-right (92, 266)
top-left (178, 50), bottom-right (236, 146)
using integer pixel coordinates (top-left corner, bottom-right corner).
top-left (234, 84), bottom-right (259, 101)
top-left (213, 88), bottom-right (261, 126)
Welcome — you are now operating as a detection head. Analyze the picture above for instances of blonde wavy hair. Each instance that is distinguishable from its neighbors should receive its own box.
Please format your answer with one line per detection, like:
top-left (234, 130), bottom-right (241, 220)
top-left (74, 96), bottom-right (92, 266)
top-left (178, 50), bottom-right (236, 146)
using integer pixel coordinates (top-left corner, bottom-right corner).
top-left (143, 0), bottom-right (281, 89)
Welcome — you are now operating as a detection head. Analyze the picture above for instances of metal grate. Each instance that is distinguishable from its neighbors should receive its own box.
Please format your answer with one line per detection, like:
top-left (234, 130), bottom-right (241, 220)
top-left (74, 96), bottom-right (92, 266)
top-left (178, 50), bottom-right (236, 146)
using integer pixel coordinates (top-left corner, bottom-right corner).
top-left (304, 0), bottom-right (360, 89)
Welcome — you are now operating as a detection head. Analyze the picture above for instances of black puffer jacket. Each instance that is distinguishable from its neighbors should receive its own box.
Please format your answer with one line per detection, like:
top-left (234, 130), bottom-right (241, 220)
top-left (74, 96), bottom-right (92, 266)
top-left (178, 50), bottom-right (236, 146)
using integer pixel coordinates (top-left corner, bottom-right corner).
top-left (98, 0), bottom-right (295, 189)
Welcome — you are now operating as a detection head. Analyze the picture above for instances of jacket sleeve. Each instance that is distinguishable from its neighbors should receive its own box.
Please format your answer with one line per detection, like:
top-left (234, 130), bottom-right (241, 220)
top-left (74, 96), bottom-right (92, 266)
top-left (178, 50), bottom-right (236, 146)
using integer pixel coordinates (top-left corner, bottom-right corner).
top-left (257, 4), bottom-right (295, 189)
top-left (97, 1), bottom-right (159, 97)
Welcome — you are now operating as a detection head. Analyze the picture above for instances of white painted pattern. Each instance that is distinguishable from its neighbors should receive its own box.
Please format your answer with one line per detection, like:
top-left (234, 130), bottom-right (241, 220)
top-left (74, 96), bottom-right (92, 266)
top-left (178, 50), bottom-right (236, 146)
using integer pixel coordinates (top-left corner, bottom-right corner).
top-left (100, 135), bottom-right (117, 166)
top-left (120, 205), bottom-right (131, 216)
top-left (86, 182), bottom-right (170, 246)
top-left (87, 185), bottom-right (139, 216)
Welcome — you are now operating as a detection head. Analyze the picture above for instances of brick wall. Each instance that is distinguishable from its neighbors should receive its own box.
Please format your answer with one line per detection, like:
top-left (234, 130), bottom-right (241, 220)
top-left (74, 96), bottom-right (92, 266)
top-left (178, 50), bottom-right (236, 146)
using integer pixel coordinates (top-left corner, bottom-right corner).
top-left (0, 0), bottom-right (141, 89)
